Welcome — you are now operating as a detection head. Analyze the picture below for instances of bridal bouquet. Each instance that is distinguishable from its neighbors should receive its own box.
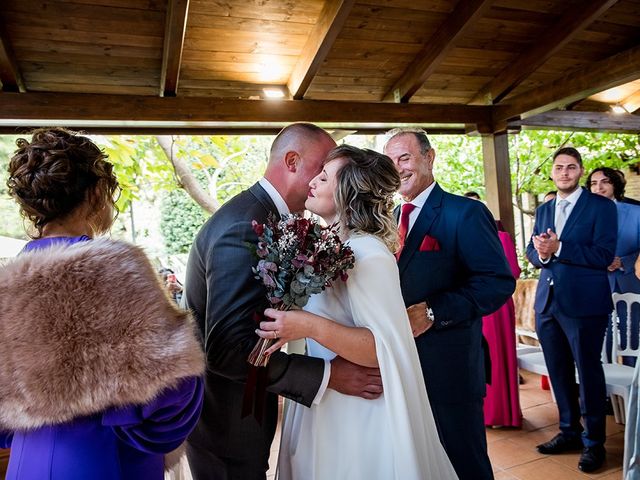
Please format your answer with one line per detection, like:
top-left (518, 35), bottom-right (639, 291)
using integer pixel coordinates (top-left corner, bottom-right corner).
top-left (248, 213), bottom-right (355, 367)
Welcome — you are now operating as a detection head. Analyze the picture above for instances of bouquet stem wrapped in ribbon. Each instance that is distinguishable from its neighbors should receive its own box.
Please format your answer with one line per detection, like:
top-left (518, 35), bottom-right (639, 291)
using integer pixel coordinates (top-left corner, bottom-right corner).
top-left (247, 214), bottom-right (355, 367)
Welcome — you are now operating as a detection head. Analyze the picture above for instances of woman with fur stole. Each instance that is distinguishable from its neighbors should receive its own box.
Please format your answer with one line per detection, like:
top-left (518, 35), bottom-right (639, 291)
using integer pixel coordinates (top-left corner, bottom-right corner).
top-left (0, 128), bottom-right (205, 480)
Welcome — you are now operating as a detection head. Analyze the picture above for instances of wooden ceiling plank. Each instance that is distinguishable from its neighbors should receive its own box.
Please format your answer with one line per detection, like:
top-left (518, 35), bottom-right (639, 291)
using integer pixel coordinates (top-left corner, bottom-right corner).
top-left (287, 0), bottom-right (355, 100)
top-left (382, 0), bottom-right (493, 103)
top-left (160, 0), bottom-right (189, 97)
top-left (0, 20), bottom-right (25, 92)
top-left (509, 110), bottom-right (640, 133)
top-left (471, 0), bottom-right (619, 105)
top-left (494, 44), bottom-right (640, 123)
top-left (0, 92), bottom-right (492, 126)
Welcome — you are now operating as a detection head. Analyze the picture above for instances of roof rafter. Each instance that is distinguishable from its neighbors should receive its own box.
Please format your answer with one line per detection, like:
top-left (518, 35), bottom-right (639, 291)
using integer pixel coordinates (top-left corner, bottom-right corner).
top-left (0, 20), bottom-right (25, 93)
top-left (471, 0), bottom-right (619, 105)
top-left (287, 0), bottom-right (355, 100)
top-left (494, 44), bottom-right (640, 125)
top-left (383, 0), bottom-right (492, 103)
top-left (159, 0), bottom-right (190, 97)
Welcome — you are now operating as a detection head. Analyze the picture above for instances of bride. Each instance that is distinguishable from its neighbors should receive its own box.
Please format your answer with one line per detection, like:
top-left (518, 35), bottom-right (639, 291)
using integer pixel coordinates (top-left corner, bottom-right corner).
top-left (256, 145), bottom-right (458, 479)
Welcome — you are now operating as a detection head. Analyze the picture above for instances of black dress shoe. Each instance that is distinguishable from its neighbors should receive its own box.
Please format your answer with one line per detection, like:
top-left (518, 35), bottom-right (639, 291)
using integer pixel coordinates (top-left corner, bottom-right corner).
top-left (536, 433), bottom-right (583, 454)
top-left (578, 445), bottom-right (606, 472)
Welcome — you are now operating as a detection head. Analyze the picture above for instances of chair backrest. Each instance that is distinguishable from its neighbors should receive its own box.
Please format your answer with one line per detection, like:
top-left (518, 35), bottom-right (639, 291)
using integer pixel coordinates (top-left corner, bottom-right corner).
top-left (611, 292), bottom-right (640, 359)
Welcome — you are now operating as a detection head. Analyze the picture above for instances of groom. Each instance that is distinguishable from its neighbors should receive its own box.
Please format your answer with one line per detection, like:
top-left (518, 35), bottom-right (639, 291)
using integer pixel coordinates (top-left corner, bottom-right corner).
top-left (184, 123), bottom-right (383, 480)
top-left (384, 128), bottom-right (515, 480)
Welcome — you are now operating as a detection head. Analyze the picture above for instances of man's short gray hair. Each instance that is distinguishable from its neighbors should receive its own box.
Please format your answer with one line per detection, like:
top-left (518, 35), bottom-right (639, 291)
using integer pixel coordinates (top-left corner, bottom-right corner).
top-left (384, 128), bottom-right (432, 155)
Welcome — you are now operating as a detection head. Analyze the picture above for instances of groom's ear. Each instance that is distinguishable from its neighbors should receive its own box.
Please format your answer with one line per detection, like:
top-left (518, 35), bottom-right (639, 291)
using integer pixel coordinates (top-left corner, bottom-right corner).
top-left (284, 151), bottom-right (299, 172)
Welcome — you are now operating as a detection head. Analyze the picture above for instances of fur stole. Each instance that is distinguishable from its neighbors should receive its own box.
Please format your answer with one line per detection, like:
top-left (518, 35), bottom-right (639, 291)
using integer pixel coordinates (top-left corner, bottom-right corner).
top-left (0, 238), bottom-right (205, 430)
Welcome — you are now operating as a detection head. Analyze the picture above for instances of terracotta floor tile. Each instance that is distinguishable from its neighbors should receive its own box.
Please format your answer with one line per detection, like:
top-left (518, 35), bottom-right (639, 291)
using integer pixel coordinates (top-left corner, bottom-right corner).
top-left (494, 470), bottom-right (521, 480)
top-left (522, 403), bottom-right (561, 431)
top-left (488, 438), bottom-right (542, 470)
top-left (592, 470), bottom-right (624, 479)
top-left (549, 452), bottom-right (621, 478)
top-left (606, 416), bottom-right (626, 436)
top-left (486, 426), bottom-right (523, 444)
top-left (506, 457), bottom-right (592, 479)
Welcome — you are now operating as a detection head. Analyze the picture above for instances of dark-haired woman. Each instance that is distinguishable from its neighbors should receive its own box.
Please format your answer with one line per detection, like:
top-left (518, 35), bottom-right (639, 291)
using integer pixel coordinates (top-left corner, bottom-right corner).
top-left (256, 146), bottom-right (457, 479)
top-left (0, 128), bottom-right (205, 480)
top-left (588, 167), bottom-right (640, 367)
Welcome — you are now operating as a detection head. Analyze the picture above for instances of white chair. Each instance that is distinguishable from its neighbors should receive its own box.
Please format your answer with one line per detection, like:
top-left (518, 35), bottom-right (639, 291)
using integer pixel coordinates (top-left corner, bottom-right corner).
top-left (516, 292), bottom-right (640, 422)
top-left (516, 327), bottom-right (542, 356)
top-left (603, 292), bottom-right (640, 424)
top-left (517, 328), bottom-right (547, 376)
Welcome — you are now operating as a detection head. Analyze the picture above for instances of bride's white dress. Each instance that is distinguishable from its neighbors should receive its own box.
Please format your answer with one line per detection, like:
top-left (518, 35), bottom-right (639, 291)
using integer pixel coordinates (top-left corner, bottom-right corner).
top-left (277, 234), bottom-right (458, 480)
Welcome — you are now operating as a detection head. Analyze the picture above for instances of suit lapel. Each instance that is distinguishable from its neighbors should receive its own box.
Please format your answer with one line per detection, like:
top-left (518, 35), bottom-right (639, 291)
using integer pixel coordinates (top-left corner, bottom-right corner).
top-left (398, 183), bottom-right (443, 275)
top-left (559, 188), bottom-right (588, 239)
top-left (249, 182), bottom-right (279, 216)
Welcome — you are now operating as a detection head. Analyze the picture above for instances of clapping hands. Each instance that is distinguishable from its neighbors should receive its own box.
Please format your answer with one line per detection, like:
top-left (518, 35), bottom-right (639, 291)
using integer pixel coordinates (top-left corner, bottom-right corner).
top-left (532, 228), bottom-right (560, 260)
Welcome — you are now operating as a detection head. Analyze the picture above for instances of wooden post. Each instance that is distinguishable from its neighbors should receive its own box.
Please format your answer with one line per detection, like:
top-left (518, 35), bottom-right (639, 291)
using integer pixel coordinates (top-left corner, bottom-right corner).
top-left (482, 133), bottom-right (515, 239)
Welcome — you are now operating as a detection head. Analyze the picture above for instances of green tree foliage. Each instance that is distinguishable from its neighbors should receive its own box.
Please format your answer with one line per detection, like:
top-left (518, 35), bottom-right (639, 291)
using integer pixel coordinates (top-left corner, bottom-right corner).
top-left (160, 188), bottom-right (209, 254)
top-left (0, 135), bottom-right (28, 238)
top-left (429, 135), bottom-right (484, 196)
top-left (511, 130), bottom-right (640, 209)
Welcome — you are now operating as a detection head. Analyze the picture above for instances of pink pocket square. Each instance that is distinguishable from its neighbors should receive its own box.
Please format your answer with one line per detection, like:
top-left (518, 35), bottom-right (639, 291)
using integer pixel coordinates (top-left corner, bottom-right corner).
top-left (419, 235), bottom-right (440, 252)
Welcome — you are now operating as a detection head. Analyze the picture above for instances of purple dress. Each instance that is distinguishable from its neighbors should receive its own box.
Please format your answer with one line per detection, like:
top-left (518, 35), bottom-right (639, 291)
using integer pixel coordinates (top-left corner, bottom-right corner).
top-left (0, 236), bottom-right (204, 480)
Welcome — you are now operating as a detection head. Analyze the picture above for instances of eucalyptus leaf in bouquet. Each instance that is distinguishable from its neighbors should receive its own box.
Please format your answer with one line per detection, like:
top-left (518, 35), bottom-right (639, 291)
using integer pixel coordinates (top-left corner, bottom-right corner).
top-left (247, 213), bottom-right (355, 367)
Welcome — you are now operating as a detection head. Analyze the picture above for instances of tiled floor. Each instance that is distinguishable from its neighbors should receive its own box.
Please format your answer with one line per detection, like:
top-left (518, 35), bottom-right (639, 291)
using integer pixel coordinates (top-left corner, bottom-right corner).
top-left (488, 371), bottom-right (624, 479)
top-left (268, 370), bottom-right (625, 479)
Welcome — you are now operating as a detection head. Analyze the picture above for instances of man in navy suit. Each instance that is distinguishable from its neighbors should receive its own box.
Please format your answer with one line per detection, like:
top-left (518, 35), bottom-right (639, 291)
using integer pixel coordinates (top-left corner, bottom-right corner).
top-left (527, 147), bottom-right (617, 473)
top-left (384, 128), bottom-right (516, 480)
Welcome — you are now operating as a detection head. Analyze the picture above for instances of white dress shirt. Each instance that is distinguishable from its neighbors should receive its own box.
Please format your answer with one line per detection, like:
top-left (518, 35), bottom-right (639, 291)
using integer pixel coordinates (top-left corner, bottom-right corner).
top-left (541, 187), bottom-right (583, 262)
top-left (401, 182), bottom-right (437, 235)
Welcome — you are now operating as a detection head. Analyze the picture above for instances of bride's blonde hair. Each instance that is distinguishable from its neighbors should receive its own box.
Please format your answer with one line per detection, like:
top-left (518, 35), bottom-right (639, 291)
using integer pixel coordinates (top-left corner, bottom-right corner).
top-left (327, 145), bottom-right (400, 252)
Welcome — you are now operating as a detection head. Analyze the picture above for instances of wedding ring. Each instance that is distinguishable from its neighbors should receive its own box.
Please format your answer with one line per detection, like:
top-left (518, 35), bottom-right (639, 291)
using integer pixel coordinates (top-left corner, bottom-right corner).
top-left (273, 330), bottom-right (279, 339)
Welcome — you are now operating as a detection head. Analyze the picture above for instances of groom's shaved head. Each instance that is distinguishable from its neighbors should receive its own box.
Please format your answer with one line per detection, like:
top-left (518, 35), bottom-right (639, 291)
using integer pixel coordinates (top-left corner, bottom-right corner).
top-left (264, 123), bottom-right (336, 213)
top-left (269, 123), bottom-right (332, 163)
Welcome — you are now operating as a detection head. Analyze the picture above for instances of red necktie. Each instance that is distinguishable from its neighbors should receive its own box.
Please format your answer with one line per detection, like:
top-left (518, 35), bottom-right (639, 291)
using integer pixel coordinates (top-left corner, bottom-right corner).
top-left (396, 203), bottom-right (416, 259)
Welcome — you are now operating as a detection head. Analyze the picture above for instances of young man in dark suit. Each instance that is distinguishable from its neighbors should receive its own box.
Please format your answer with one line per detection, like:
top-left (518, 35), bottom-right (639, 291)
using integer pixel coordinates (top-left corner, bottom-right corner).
top-left (527, 147), bottom-right (617, 473)
top-left (184, 123), bottom-right (383, 480)
top-left (384, 128), bottom-right (516, 480)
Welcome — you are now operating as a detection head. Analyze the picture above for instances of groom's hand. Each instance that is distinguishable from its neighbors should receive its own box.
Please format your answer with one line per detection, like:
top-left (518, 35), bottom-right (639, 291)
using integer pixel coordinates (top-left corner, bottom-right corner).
top-left (328, 356), bottom-right (383, 400)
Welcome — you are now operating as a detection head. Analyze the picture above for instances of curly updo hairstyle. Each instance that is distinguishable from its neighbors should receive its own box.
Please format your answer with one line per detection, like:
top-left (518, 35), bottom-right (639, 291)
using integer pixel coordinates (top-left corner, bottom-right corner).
top-left (327, 145), bottom-right (400, 252)
top-left (6, 128), bottom-right (119, 238)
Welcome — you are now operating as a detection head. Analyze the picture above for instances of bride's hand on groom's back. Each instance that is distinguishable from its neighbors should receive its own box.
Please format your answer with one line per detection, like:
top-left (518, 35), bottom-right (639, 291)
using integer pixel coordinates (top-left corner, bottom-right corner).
top-left (328, 356), bottom-right (383, 400)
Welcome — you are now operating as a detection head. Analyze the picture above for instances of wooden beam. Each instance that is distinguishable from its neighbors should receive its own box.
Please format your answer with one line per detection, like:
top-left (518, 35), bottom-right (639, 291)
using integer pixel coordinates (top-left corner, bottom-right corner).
top-left (0, 92), bottom-right (493, 126)
top-left (622, 89), bottom-right (640, 113)
top-left (0, 126), bottom-right (468, 136)
top-left (160, 0), bottom-right (190, 97)
top-left (494, 44), bottom-right (640, 125)
top-left (383, 0), bottom-right (492, 103)
top-left (482, 133), bottom-right (515, 239)
top-left (471, 0), bottom-right (618, 105)
top-left (287, 0), bottom-right (355, 100)
top-left (0, 20), bottom-right (25, 93)
top-left (508, 110), bottom-right (640, 133)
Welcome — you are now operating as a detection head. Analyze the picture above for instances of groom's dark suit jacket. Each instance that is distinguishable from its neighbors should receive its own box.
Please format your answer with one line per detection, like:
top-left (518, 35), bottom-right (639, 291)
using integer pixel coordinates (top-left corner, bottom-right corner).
top-left (397, 183), bottom-right (515, 480)
top-left (184, 183), bottom-right (325, 479)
